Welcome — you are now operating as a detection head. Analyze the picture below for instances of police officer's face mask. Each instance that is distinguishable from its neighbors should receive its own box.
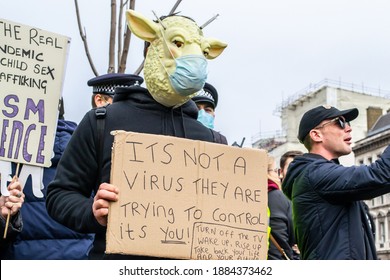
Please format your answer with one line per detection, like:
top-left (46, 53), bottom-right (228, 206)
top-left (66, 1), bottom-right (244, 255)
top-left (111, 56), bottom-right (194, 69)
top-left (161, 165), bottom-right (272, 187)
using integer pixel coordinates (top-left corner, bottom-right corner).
top-left (197, 109), bottom-right (215, 129)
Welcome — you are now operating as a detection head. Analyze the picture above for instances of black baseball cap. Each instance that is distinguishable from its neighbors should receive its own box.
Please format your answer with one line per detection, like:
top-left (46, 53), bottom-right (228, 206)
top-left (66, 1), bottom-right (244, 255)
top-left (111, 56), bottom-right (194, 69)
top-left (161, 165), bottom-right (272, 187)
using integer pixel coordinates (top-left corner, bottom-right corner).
top-left (87, 73), bottom-right (144, 96)
top-left (298, 105), bottom-right (359, 143)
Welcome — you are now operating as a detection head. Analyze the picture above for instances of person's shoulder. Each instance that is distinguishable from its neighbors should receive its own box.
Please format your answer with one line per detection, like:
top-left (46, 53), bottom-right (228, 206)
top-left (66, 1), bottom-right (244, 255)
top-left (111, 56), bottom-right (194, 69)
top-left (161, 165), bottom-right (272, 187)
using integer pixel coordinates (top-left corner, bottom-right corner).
top-left (269, 189), bottom-right (291, 210)
top-left (210, 129), bottom-right (228, 145)
top-left (269, 188), bottom-right (288, 199)
top-left (57, 119), bottom-right (77, 132)
top-left (288, 153), bottom-right (328, 173)
top-left (219, 133), bottom-right (228, 144)
top-left (67, 109), bottom-right (99, 135)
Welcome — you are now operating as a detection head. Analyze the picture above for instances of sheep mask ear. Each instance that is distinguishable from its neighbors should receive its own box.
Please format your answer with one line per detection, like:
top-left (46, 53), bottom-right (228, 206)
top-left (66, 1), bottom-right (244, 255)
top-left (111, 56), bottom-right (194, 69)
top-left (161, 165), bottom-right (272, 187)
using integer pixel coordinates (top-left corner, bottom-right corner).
top-left (126, 9), bottom-right (160, 43)
top-left (126, 9), bottom-right (227, 107)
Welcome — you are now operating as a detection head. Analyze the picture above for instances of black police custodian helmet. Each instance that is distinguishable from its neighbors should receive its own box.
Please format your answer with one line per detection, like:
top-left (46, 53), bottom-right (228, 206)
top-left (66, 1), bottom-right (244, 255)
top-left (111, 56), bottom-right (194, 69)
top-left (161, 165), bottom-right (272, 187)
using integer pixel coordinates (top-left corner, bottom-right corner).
top-left (87, 73), bottom-right (144, 96)
top-left (192, 82), bottom-right (218, 109)
top-left (298, 105), bottom-right (359, 143)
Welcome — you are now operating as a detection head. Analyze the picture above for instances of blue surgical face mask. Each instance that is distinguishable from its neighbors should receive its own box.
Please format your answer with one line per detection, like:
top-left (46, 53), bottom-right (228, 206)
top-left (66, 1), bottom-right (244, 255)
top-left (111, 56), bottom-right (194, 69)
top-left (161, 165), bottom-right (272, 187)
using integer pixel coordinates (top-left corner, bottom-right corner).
top-left (169, 55), bottom-right (208, 96)
top-left (197, 109), bottom-right (215, 129)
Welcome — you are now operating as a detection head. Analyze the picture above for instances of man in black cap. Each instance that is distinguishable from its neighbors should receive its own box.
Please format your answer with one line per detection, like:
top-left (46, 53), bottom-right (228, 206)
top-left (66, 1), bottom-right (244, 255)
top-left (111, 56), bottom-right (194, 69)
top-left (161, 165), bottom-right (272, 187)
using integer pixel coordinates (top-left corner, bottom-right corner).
top-left (282, 105), bottom-right (390, 259)
top-left (87, 73), bottom-right (143, 108)
top-left (192, 82), bottom-right (228, 144)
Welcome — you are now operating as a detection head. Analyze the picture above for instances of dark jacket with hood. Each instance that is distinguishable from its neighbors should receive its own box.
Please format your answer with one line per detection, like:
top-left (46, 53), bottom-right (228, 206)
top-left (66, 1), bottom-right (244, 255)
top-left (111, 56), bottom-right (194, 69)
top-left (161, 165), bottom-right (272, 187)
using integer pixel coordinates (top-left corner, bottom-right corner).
top-left (282, 148), bottom-right (390, 260)
top-left (46, 86), bottom-right (220, 259)
top-left (1, 119), bottom-right (94, 259)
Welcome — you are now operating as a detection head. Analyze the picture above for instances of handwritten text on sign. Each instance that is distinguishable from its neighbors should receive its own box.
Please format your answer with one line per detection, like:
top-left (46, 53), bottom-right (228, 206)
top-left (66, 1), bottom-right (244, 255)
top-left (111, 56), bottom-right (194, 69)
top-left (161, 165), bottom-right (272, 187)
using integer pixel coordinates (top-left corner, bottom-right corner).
top-left (107, 131), bottom-right (268, 259)
top-left (0, 18), bottom-right (70, 167)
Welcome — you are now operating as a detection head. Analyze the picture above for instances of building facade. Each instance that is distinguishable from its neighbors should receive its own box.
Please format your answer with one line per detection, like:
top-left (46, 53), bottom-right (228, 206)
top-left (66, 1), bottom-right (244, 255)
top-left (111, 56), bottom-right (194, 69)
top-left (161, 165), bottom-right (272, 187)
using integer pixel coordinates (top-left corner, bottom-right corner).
top-left (353, 113), bottom-right (390, 260)
top-left (252, 79), bottom-right (390, 167)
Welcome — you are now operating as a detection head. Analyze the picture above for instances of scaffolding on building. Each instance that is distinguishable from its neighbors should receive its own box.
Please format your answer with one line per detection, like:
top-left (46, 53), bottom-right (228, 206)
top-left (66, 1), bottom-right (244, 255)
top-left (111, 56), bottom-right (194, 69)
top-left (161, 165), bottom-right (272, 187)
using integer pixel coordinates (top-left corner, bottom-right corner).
top-left (252, 78), bottom-right (390, 148)
top-left (275, 78), bottom-right (390, 115)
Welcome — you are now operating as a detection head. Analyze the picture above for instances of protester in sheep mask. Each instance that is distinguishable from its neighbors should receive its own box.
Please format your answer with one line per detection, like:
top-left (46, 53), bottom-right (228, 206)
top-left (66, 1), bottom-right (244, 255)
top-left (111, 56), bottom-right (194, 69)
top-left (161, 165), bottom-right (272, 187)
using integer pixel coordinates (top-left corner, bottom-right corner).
top-left (46, 10), bottom-right (227, 259)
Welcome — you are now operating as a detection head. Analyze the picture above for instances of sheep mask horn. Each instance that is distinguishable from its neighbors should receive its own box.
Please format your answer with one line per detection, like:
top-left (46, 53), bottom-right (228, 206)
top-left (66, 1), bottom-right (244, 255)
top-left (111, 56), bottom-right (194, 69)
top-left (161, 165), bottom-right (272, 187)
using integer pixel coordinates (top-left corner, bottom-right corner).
top-left (126, 10), bottom-right (227, 107)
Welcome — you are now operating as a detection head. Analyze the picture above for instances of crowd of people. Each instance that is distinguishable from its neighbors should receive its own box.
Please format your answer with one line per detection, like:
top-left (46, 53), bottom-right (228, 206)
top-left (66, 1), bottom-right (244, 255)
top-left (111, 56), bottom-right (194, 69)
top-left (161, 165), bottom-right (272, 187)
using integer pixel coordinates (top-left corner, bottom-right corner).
top-left (3, 77), bottom-right (388, 260)
top-left (2, 10), bottom-right (390, 261)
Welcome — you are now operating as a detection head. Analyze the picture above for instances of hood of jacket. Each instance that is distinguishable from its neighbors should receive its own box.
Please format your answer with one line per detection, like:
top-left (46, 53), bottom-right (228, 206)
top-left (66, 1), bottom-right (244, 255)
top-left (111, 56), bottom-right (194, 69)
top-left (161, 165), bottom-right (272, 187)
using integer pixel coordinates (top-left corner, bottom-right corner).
top-left (281, 153), bottom-right (322, 199)
top-left (113, 86), bottom-right (199, 119)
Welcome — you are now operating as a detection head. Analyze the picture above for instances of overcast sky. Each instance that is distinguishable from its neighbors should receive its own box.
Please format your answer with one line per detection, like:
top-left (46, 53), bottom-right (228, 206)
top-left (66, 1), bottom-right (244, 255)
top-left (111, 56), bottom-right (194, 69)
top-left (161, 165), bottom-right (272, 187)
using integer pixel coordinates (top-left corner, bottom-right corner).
top-left (2, 0), bottom-right (390, 147)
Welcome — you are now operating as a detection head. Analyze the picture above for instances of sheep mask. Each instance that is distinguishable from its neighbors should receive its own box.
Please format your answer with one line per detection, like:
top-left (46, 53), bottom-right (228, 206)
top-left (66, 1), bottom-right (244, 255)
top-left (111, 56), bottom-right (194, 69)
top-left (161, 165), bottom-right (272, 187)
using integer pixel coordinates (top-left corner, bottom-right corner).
top-left (126, 10), bottom-right (227, 107)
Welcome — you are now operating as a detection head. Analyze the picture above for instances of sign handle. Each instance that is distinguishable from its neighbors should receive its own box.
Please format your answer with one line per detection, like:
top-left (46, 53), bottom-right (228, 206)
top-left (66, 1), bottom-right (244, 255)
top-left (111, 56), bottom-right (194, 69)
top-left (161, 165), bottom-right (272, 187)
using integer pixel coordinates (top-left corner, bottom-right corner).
top-left (3, 163), bottom-right (21, 239)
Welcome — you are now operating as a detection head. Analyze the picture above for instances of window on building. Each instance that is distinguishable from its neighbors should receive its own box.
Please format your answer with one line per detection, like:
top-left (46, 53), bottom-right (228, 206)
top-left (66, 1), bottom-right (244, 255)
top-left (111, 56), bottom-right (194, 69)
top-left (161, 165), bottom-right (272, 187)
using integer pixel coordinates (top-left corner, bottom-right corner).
top-left (388, 217), bottom-right (390, 245)
top-left (379, 222), bottom-right (385, 248)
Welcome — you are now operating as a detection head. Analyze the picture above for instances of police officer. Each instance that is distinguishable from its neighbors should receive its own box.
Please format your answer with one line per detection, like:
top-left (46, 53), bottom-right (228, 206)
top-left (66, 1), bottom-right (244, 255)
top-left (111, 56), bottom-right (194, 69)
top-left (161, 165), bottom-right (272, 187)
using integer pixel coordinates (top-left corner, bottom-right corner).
top-left (88, 73), bottom-right (143, 108)
top-left (192, 82), bottom-right (228, 144)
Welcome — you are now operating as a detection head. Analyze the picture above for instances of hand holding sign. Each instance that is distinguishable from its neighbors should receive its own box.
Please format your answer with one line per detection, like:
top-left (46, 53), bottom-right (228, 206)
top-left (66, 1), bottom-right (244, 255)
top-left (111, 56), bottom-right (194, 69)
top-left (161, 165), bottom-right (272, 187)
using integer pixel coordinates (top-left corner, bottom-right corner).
top-left (106, 131), bottom-right (269, 260)
top-left (2, 163), bottom-right (23, 239)
top-left (93, 182), bottom-right (119, 227)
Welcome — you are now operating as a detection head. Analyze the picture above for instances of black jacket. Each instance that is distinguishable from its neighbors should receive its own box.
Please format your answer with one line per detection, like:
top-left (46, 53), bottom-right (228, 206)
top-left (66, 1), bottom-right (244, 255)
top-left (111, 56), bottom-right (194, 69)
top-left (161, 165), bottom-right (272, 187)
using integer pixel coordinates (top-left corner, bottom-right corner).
top-left (2, 120), bottom-right (93, 260)
top-left (0, 211), bottom-right (22, 258)
top-left (46, 86), bottom-right (219, 259)
top-left (211, 130), bottom-right (228, 145)
top-left (282, 148), bottom-right (390, 259)
top-left (267, 187), bottom-right (296, 260)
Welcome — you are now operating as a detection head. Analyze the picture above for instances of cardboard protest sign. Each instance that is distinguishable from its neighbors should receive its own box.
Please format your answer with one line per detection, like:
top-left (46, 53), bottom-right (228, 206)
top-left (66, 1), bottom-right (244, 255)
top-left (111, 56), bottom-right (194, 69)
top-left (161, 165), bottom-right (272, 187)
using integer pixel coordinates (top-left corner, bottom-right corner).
top-left (0, 18), bottom-right (70, 167)
top-left (106, 131), bottom-right (268, 260)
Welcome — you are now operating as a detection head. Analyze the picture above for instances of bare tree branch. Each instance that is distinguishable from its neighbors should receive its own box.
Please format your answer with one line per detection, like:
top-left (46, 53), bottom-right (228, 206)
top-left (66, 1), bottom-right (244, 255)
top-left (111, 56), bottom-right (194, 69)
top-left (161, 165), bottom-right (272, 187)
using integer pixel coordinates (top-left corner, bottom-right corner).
top-left (117, 0), bottom-right (130, 70)
top-left (118, 0), bottom-right (135, 73)
top-left (77, 0), bottom-right (182, 76)
top-left (108, 0), bottom-right (117, 73)
top-left (133, 59), bottom-right (144, 76)
top-left (74, 0), bottom-right (99, 76)
top-left (117, 0), bottom-right (124, 70)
